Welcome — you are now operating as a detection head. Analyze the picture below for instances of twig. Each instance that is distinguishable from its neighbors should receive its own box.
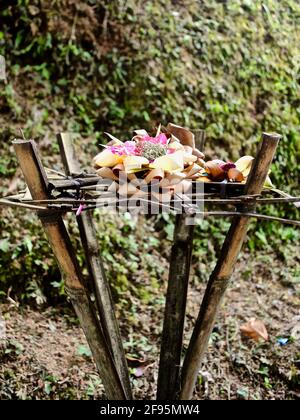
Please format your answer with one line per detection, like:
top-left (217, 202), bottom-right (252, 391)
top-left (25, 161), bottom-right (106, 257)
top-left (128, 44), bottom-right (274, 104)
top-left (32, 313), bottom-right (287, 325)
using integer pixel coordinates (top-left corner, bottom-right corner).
top-left (1, 197), bottom-right (298, 226)
top-left (19, 128), bottom-right (26, 140)
top-left (0, 198), bottom-right (47, 211)
top-left (197, 211), bottom-right (300, 227)
top-left (44, 167), bottom-right (68, 178)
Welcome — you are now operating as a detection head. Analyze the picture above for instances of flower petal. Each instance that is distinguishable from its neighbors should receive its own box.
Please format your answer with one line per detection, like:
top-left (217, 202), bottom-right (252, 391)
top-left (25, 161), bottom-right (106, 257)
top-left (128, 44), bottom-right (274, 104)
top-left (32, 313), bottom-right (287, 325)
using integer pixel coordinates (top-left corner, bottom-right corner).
top-left (184, 163), bottom-right (202, 178)
top-left (93, 149), bottom-right (122, 168)
top-left (264, 175), bottom-right (274, 189)
top-left (150, 151), bottom-right (184, 173)
top-left (183, 153), bottom-right (197, 164)
top-left (192, 148), bottom-right (205, 159)
top-left (139, 133), bottom-right (168, 145)
top-left (133, 129), bottom-right (149, 136)
top-left (96, 167), bottom-right (118, 180)
top-left (123, 156), bottom-right (149, 173)
top-left (235, 156), bottom-right (254, 177)
top-left (167, 140), bottom-right (184, 151)
top-left (144, 168), bottom-right (164, 183)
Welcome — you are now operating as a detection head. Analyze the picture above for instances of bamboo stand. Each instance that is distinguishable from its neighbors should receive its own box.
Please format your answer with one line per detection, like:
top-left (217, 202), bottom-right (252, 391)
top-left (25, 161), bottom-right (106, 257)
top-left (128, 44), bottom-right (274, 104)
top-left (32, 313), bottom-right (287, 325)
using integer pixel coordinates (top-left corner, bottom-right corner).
top-left (7, 131), bottom-right (297, 400)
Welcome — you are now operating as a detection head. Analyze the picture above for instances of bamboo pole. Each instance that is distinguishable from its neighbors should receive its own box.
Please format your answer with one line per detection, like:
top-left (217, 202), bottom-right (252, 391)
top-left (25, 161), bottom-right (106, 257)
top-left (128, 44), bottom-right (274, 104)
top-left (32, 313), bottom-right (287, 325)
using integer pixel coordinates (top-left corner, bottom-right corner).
top-left (157, 128), bottom-right (205, 400)
top-left (179, 132), bottom-right (281, 399)
top-left (57, 132), bottom-right (132, 399)
top-left (157, 213), bottom-right (195, 399)
top-left (13, 139), bottom-right (126, 400)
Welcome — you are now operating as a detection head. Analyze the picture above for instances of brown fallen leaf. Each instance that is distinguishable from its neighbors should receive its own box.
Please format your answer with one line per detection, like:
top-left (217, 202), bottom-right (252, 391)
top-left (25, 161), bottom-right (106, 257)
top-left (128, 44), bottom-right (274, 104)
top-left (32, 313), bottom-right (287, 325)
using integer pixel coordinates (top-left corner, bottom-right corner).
top-left (240, 318), bottom-right (269, 341)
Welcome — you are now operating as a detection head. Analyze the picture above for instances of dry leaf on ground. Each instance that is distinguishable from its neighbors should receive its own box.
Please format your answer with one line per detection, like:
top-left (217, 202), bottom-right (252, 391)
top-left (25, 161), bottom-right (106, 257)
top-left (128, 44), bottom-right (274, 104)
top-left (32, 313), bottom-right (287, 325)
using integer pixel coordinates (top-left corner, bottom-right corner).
top-left (240, 318), bottom-right (269, 341)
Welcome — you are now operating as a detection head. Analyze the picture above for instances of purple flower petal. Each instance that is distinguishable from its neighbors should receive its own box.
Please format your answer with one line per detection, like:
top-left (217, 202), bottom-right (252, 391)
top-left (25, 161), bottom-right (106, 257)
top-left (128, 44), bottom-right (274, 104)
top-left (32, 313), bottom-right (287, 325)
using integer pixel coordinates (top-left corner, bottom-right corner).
top-left (76, 204), bottom-right (85, 217)
top-left (220, 162), bottom-right (236, 172)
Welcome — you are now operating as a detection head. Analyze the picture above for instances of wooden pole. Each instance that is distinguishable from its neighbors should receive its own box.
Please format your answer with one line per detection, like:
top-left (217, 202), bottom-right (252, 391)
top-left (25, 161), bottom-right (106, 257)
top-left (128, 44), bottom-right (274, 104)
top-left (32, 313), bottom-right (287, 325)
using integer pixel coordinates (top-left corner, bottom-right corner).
top-left (179, 132), bottom-right (281, 399)
top-left (157, 128), bottom-right (204, 399)
top-left (57, 132), bottom-right (132, 399)
top-left (157, 213), bottom-right (194, 399)
top-left (13, 139), bottom-right (126, 400)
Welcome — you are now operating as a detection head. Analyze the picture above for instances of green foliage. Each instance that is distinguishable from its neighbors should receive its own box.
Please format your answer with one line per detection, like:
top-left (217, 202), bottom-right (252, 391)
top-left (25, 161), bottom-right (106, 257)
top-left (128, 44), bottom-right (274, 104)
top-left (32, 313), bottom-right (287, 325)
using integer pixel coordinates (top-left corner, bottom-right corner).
top-left (0, 208), bottom-right (61, 303)
top-left (76, 345), bottom-right (92, 358)
top-left (1, 1), bottom-right (299, 166)
top-left (0, 0), bottom-right (299, 302)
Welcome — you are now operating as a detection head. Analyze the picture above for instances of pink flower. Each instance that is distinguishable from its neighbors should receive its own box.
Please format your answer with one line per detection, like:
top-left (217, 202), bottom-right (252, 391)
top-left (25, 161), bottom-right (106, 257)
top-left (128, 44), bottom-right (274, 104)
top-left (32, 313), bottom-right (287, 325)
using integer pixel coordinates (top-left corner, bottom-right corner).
top-left (109, 141), bottom-right (138, 156)
top-left (140, 133), bottom-right (168, 146)
top-left (76, 203), bottom-right (86, 217)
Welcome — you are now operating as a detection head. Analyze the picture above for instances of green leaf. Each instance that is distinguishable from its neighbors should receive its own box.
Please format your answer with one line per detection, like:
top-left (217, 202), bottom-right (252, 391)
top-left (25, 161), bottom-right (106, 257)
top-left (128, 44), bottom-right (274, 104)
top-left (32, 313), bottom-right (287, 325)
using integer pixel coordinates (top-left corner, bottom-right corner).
top-left (143, 111), bottom-right (150, 121)
top-left (77, 345), bottom-right (92, 357)
top-left (24, 237), bottom-right (33, 253)
top-left (0, 239), bottom-right (10, 253)
top-left (44, 382), bottom-right (52, 395)
top-left (164, 224), bottom-right (174, 241)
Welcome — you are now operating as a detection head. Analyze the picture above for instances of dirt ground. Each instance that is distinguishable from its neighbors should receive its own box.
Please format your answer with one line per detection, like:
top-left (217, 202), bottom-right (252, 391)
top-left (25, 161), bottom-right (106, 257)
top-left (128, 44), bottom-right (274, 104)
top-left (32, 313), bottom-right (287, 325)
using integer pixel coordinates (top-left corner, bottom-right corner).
top-left (0, 250), bottom-right (299, 400)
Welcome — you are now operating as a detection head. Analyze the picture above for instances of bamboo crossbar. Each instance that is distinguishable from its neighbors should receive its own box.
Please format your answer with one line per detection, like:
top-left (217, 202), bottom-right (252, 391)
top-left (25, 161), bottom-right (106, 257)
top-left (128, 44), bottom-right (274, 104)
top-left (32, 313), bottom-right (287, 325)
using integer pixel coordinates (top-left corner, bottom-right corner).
top-left (1, 197), bottom-right (299, 226)
top-left (9, 196), bottom-right (300, 205)
top-left (0, 198), bottom-right (47, 211)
